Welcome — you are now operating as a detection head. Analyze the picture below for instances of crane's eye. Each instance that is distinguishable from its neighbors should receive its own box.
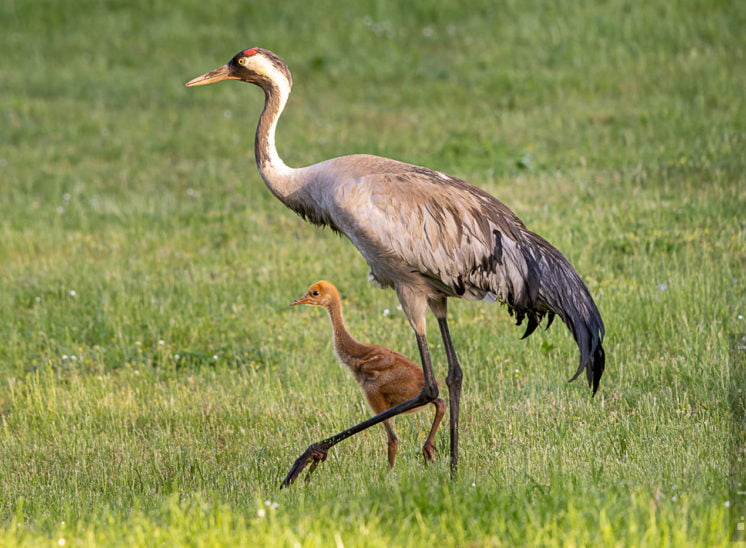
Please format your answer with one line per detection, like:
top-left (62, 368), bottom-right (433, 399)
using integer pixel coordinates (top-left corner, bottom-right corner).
top-left (238, 57), bottom-right (247, 66)
top-left (312, 290), bottom-right (319, 296)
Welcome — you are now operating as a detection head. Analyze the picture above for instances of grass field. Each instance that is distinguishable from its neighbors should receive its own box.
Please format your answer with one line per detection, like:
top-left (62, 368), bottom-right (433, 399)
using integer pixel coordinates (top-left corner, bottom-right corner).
top-left (1, 0), bottom-right (744, 545)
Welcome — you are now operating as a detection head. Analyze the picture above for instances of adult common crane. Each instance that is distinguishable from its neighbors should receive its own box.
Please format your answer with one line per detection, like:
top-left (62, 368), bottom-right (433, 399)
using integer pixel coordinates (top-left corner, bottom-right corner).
top-left (185, 48), bottom-right (605, 487)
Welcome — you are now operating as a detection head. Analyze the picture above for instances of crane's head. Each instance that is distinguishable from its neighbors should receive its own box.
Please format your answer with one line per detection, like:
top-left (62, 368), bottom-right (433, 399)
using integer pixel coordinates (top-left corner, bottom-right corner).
top-left (290, 280), bottom-right (340, 309)
top-left (185, 47), bottom-right (292, 90)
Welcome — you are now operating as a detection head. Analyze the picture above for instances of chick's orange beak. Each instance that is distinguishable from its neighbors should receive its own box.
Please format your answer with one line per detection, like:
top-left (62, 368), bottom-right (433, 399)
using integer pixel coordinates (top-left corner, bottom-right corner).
top-left (290, 296), bottom-right (311, 306)
top-left (185, 64), bottom-right (234, 87)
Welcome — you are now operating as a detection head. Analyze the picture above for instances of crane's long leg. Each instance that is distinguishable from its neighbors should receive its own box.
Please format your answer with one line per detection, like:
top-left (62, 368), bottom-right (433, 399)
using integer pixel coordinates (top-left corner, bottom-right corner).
top-left (281, 333), bottom-right (439, 488)
top-left (437, 317), bottom-right (462, 478)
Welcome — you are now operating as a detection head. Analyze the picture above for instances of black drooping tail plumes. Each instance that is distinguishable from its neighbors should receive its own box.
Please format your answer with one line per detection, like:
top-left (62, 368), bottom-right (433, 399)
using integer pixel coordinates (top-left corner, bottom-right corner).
top-left (511, 232), bottom-right (606, 395)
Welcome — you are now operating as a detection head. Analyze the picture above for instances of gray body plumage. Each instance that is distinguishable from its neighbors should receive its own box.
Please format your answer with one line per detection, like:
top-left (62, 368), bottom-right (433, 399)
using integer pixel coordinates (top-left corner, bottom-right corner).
top-left (283, 154), bottom-right (605, 391)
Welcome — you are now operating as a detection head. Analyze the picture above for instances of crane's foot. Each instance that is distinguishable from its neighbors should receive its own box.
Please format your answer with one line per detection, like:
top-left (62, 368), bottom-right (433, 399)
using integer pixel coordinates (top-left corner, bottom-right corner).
top-left (280, 442), bottom-right (330, 488)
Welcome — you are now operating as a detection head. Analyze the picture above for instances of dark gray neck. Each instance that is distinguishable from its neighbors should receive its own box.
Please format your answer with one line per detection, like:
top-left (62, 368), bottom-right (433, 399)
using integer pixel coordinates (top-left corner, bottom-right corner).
top-left (255, 80), bottom-right (287, 169)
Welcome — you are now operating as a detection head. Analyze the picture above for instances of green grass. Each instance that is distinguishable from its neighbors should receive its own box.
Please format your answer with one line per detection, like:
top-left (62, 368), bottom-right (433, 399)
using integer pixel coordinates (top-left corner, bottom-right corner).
top-left (1, 0), bottom-right (744, 545)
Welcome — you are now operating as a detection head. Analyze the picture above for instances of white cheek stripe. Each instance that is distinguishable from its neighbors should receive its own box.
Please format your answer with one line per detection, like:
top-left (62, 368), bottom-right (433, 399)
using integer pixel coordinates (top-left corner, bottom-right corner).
top-left (249, 56), bottom-right (287, 87)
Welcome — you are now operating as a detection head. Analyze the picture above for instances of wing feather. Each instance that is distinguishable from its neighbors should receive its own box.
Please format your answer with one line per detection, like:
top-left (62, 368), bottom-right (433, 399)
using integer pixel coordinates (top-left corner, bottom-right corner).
top-left (301, 155), bottom-right (604, 393)
top-left (357, 168), bottom-right (535, 307)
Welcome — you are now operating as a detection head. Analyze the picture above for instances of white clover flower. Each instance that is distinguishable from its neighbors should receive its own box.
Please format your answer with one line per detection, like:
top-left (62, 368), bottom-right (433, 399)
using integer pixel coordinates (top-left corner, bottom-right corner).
top-left (422, 26), bottom-right (436, 38)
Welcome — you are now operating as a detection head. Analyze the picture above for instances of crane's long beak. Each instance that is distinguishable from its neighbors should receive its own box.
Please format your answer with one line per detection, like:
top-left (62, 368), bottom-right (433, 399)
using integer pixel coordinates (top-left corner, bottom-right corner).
top-left (185, 64), bottom-right (234, 87)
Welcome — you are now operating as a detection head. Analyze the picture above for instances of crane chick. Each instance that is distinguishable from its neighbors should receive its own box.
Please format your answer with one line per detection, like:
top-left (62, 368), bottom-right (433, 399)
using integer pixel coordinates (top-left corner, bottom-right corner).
top-left (291, 280), bottom-right (446, 469)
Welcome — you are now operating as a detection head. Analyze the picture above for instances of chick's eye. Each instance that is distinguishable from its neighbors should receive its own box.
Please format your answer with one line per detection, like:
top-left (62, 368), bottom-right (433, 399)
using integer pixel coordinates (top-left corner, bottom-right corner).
top-left (312, 290), bottom-right (319, 296)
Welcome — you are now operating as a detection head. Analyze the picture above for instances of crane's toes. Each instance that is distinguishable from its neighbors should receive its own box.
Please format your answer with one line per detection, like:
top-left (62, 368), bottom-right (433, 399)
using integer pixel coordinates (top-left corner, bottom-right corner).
top-left (280, 442), bottom-right (330, 488)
